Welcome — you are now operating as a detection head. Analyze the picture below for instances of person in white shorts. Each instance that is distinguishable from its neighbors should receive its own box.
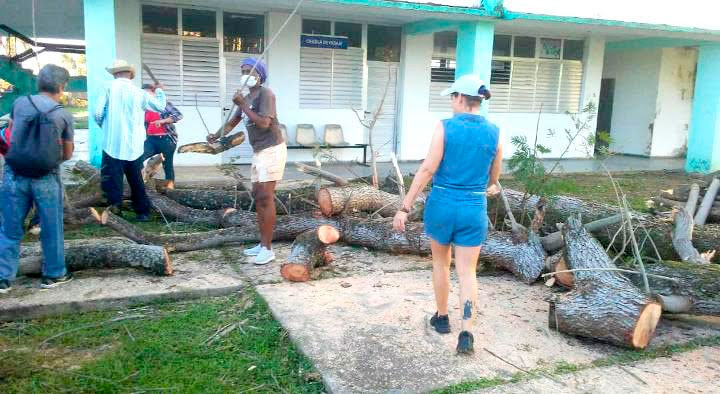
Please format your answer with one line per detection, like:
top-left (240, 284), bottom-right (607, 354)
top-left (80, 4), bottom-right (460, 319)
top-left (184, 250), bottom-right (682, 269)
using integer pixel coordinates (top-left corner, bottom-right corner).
top-left (209, 58), bottom-right (287, 265)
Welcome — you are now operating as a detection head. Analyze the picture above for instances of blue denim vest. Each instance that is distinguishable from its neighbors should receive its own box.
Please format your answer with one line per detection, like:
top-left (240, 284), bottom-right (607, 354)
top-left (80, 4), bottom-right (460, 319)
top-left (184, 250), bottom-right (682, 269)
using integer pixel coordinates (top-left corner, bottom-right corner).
top-left (433, 113), bottom-right (500, 192)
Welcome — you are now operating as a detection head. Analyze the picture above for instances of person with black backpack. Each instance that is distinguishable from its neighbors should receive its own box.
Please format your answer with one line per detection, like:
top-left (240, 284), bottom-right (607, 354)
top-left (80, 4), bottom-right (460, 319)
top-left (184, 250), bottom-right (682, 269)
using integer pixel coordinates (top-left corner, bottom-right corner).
top-left (0, 64), bottom-right (75, 293)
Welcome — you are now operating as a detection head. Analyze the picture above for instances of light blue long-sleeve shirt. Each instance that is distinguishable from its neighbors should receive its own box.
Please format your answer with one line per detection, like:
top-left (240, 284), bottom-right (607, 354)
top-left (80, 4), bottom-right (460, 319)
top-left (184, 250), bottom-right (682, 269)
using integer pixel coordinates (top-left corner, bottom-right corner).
top-left (94, 78), bottom-right (167, 161)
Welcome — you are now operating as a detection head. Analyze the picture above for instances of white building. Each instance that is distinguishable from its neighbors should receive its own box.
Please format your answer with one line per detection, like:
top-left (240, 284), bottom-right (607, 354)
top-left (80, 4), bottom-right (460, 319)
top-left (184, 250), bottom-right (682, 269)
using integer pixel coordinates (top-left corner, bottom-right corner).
top-left (3, 0), bottom-right (720, 172)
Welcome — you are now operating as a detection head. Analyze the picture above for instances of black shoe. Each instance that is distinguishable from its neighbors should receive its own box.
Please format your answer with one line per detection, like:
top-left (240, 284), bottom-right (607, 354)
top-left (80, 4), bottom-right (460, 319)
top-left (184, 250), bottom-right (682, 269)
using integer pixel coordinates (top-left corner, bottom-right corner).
top-left (430, 312), bottom-right (451, 334)
top-left (136, 213), bottom-right (151, 222)
top-left (40, 272), bottom-right (74, 289)
top-left (456, 331), bottom-right (474, 355)
top-left (0, 279), bottom-right (11, 294)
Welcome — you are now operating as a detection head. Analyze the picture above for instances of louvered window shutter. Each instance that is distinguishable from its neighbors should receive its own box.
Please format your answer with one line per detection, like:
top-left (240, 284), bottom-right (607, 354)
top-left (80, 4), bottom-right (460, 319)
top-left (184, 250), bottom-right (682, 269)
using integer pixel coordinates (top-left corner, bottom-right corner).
top-left (509, 60), bottom-right (537, 113)
top-left (559, 61), bottom-right (583, 113)
top-left (299, 47), bottom-right (332, 108)
top-left (141, 36), bottom-right (182, 103)
top-left (331, 48), bottom-right (363, 109)
top-left (181, 39), bottom-right (220, 106)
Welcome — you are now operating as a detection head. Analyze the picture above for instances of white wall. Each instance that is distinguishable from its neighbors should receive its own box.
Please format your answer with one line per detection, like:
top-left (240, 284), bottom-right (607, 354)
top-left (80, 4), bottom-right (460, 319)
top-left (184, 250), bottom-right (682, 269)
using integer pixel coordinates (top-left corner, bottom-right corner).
top-left (603, 48), bottom-right (662, 156)
top-left (115, 0), bottom-right (141, 89)
top-left (396, 32), bottom-right (605, 161)
top-left (397, 33), bottom-right (437, 160)
top-left (651, 47), bottom-right (698, 157)
top-left (263, 12), bottom-right (369, 164)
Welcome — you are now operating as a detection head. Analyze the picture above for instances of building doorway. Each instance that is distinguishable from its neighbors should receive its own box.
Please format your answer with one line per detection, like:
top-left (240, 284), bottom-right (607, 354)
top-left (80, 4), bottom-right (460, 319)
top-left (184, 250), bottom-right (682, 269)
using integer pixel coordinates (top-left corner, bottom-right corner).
top-left (595, 78), bottom-right (615, 155)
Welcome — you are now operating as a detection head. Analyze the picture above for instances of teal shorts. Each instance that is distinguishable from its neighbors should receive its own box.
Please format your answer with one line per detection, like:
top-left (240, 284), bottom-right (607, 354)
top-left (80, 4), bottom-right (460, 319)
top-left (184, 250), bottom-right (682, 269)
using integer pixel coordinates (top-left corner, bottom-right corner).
top-left (423, 186), bottom-right (488, 247)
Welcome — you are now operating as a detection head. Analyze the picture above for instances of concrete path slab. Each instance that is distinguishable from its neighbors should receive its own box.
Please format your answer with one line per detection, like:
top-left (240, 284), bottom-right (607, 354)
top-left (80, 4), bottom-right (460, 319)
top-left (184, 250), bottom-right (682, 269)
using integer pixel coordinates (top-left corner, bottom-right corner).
top-left (256, 270), bottom-right (720, 393)
top-left (0, 249), bottom-right (245, 322)
top-left (476, 346), bottom-right (720, 394)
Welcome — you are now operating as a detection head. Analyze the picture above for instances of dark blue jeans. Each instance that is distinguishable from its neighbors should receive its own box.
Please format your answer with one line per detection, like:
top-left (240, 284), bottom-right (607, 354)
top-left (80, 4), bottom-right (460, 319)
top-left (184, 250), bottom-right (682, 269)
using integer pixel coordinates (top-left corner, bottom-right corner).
top-left (0, 166), bottom-right (66, 281)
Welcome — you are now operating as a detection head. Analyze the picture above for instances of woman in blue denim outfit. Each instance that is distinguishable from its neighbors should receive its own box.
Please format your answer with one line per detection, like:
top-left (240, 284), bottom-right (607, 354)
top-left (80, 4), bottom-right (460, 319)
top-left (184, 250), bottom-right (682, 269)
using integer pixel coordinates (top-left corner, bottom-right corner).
top-left (393, 74), bottom-right (502, 354)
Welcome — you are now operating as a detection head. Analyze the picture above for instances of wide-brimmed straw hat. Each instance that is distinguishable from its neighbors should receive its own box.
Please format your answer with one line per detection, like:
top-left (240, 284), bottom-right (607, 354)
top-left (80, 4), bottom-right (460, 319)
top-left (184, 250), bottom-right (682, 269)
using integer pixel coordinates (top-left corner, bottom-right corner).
top-left (106, 59), bottom-right (136, 76)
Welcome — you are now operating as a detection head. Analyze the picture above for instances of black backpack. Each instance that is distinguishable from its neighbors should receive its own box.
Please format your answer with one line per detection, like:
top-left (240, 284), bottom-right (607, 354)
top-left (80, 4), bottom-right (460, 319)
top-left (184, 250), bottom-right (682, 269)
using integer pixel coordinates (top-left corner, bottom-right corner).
top-left (5, 96), bottom-right (64, 178)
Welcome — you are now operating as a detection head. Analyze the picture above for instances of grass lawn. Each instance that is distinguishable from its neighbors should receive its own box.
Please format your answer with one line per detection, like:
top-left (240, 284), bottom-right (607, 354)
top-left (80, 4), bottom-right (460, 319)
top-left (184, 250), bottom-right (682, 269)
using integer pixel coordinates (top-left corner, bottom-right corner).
top-left (67, 106), bottom-right (88, 129)
top-left (502, 170), bottom-right (691, 212)
top-left (0, 291), bottom-right (325, 393)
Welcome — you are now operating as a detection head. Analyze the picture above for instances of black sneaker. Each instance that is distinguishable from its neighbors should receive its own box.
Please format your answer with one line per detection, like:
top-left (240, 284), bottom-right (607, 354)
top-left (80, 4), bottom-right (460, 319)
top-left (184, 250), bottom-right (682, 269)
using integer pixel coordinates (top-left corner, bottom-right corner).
top-left (0, 279), bottom-right (11, 294)
top-left (456, 331), bottom-right (474, 354)
top-left (40, 272), bottom-right (74, 289)
top-left (430, 312), bottom-right (451, 334)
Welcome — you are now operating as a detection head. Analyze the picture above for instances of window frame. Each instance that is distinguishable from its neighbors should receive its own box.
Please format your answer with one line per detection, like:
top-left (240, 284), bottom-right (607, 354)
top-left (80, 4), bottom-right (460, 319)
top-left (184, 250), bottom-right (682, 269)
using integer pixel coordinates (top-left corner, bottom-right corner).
top-left (222, 11), bottom-right (265, 54)
top-left (490, 33), bottom-right (585, 114)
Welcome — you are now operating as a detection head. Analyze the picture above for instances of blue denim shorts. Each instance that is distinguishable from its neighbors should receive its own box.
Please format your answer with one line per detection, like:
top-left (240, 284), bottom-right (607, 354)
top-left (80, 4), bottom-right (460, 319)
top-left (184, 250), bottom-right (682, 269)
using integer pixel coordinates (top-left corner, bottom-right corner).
top-left (423, 186), bottom-right (488, 247)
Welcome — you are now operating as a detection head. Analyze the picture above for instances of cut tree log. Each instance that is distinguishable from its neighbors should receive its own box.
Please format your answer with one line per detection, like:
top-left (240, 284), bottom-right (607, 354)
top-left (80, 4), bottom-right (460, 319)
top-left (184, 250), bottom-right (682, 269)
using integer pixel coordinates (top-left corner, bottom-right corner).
top-left (622, 260), bottom-right (720, 316)
top-left (695, 178), bottom-right (720, 226)
top-left (685, 183), bottom-right (701, 217)
top-left (280, 225), bottom-right (341, 282)
top-left (547, 216), bottom-right (662, 349)
top-left (651, 196), bottom-right (720, 222)
top-left (160, 187), bottom-right (317, 214)
top-left (489, 188), bottom-right (720, 262)
top-left (540, 214), bottom-right (623, 252)
top-left (148, 191), bottom-right (236, 227)
top-left (177, 132), bottom-right (245, 155)
top-left (317, 184), bottom-right (425, 220)
top-left (672, 208), bottom-right (715, 264)
top-left (19, 237), bottom-right (172, 276)
top-left (545, 250), bottom-right (573, 287)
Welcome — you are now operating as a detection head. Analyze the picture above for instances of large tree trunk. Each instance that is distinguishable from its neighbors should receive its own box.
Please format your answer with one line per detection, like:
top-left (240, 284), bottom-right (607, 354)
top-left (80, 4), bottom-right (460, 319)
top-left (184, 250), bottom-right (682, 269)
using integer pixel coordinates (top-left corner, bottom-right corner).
top-left (672, 208), bottom-right (714, 264)
top-left (148, 191), bottom-right (235, 227)
top-left (160, 187), bottom-right (317, 214)
top-left (177, 132), bottom-right (245, 155)
top-left (317, 185), bottom-right (425, 220)
top-left (622, 260), bottom-right (720, 316)
top-left (481, 231), bottom-right (547, 284)
top-left (19, 237), bottom-right (172, 276)
top-left (547, 216), bottom-right (662, 349)
top-left (280, 226), bottom-right (340, 282)
top-left (490, 188), bottom-right (720, 262)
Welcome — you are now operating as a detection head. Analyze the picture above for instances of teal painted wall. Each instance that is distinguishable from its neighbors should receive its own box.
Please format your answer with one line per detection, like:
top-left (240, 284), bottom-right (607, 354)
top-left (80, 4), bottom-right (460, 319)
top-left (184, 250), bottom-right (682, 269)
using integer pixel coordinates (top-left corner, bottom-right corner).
top-left (455, 22), bottom-right (494, 115)
top-left (84, 0), bottom-right (116, 167)
top-left (686, 44), bottom-right (720, 173)
top-left (404, 19), bottom-right (459, 36)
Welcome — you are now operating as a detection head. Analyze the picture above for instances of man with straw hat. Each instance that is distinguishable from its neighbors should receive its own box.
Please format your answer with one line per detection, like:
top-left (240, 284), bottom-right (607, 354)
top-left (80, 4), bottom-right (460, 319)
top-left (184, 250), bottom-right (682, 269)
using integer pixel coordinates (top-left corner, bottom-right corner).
top-left (93, 59), bottom-right (167, 221)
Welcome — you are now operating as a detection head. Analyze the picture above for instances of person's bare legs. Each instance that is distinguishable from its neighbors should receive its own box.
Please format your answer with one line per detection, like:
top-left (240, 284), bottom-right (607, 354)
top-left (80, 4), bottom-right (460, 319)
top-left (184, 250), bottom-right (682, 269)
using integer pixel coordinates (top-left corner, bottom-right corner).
top-left (454, 246), bottom-right (481, 332)
top-left (431, 240), bottom-right (452, 315)
top-left (253, 181), bottom-right (277, 248)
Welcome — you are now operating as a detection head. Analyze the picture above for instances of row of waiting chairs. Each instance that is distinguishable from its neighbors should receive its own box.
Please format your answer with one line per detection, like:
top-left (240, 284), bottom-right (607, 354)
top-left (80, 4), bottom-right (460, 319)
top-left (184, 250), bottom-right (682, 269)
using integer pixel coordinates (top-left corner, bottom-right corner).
top-left (278, 124), bottom-right (347, 146)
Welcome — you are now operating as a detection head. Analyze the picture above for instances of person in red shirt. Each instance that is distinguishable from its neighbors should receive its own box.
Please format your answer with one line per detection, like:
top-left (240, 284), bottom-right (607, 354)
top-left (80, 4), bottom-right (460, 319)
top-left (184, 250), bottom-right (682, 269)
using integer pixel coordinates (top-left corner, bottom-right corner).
top-left (142, 84), bottom-right (182, 189)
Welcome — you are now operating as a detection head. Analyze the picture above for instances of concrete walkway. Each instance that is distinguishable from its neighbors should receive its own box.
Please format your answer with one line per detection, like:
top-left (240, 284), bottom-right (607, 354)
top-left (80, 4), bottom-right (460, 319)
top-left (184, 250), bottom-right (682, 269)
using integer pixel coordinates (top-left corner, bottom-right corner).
top-left (166, 155), bottom-right (685, 189)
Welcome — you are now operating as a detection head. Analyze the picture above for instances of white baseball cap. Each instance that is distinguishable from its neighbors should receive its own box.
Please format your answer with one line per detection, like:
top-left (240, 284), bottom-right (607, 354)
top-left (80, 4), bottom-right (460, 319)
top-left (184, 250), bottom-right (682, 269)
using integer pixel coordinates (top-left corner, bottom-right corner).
top-left (440, 74), bottom-right (491, 99)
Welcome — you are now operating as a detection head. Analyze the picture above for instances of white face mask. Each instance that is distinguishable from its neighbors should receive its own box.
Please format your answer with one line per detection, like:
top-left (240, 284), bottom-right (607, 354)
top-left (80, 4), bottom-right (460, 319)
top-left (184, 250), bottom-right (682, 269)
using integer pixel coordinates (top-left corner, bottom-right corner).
top-left (239, 74), bottom-right (258, 89)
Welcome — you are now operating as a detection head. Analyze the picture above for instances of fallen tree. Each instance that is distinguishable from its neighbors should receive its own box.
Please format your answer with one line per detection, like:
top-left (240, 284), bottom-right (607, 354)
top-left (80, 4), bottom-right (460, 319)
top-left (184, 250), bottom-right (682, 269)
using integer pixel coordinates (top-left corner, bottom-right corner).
top-left (280, 225), bottom-right (340, 282)
top-left (489, 188), bottom-right (720, 262)
top-left (547, 216), bottom-right (662, 350)
top-left (317, 184), bottom-right (425, 220)
top-left (19, 237), bottom-right (172, 276)
top-left (622, 260), bottom-right (720, 316)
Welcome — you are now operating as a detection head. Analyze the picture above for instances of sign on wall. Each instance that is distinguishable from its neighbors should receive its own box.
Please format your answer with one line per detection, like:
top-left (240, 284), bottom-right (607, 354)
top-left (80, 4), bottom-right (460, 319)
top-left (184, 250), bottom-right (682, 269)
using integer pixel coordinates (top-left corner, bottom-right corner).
top-left (301, 34), bottom-right (348, 49)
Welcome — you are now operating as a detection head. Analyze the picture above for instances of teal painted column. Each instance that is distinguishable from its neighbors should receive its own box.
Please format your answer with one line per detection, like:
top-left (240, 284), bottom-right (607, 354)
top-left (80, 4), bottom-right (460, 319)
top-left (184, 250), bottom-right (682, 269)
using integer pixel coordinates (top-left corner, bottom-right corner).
top-left (84, 0), bottom-right (117, 167)
top-left (686, 44), bottom-right (720, 173)
top-left (455, 21), bottom-right (494, 115)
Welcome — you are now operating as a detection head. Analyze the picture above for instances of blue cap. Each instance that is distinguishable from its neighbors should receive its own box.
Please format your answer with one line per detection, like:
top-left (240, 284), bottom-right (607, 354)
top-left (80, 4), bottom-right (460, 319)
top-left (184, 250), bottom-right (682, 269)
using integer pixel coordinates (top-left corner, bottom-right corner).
top-left (241, 58), bottom-right (267, 82)
top-left (441, 74), bottom-right (491, 99)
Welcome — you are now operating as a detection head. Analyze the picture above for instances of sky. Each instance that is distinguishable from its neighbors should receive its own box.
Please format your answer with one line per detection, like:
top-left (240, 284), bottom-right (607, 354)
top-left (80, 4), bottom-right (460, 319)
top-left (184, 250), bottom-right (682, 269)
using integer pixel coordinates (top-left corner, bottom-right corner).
top-left (503, 0), bottom-right (719, 30)
top-left (415, 0), bottom-right (719, 31)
